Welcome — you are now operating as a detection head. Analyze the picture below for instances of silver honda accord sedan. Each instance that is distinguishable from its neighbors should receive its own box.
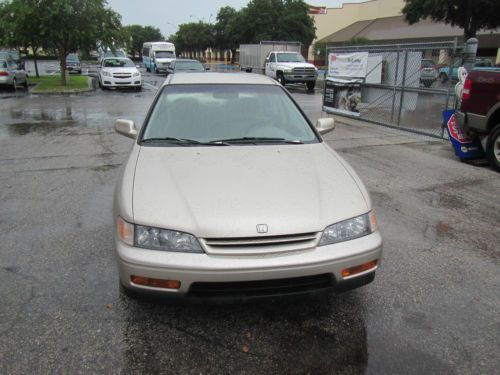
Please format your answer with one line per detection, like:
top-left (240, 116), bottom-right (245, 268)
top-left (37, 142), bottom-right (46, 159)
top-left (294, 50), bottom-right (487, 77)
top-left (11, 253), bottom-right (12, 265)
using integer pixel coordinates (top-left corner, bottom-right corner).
top-left (113, 72), bottom-right (382, 299)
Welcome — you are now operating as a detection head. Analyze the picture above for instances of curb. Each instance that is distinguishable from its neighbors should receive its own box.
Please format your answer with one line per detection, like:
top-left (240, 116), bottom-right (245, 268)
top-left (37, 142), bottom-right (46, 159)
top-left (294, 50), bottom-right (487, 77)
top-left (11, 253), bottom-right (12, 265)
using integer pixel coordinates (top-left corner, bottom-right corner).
top-left (30, 77), bottom-right (96, 95)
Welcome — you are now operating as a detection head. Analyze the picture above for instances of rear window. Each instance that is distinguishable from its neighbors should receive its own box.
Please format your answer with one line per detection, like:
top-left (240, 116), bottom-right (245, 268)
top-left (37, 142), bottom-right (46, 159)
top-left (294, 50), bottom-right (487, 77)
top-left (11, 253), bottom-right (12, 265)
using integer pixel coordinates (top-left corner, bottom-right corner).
top-left (421, 60), bottom-right (436, 68)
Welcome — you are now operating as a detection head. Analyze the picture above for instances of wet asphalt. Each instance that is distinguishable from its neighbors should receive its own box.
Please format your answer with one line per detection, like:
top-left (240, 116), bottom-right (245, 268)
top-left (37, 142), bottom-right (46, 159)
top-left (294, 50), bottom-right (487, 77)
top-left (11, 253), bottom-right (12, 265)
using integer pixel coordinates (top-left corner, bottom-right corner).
top-left (0, 71), bottom-right (499, 374)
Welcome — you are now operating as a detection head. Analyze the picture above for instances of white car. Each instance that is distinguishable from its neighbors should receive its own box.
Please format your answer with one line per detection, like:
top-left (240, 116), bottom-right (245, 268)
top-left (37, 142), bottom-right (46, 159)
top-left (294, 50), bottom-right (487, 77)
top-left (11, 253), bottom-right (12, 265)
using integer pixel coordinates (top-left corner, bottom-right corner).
top-left (0, 58), bottom-right (28, 90)
top-left (98, 57), bottom-right (141, 91)
top-left (113, 73), bottom-right (382, 300)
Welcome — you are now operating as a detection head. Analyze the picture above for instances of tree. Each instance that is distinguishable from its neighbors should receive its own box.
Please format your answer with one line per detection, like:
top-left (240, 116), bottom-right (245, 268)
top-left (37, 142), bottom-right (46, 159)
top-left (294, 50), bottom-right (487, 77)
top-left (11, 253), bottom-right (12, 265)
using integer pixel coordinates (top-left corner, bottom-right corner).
top-left (237, 0), bottom-right (316, 51)
top-left (39, 0), bottom-right (124, 85)
top-left (0, 0), bottom-right (48, 77)
top-left (214, 6), bottom-right (240, 63)
top-left (402, 0), bottom-right (500, 39)
top-left (171, 22), bottom-right (215, 55)
top-left (123, 24), bottom-right (163, 58)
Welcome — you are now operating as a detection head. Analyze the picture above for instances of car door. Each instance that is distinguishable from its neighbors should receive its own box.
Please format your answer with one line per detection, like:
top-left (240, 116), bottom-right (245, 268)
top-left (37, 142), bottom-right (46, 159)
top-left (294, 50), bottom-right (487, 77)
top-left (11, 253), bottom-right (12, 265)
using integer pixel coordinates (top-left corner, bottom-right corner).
top-left (265, 53), bottom-right (276, 78)
top-left (9, 61), bottom-right (23, 82)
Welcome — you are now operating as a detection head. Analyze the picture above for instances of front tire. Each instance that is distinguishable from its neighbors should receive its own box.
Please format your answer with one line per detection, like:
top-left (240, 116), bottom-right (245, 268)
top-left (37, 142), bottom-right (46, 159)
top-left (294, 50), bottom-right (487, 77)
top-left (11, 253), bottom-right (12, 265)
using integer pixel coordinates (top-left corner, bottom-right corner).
top-left (439, 73), bottom-right (448, 84)
top-left (486, 124), bottom-right (500, 172)
top-left (306, 81), bottom-right (316, 91)
top-left (277, 72), bottom-right (285, 86)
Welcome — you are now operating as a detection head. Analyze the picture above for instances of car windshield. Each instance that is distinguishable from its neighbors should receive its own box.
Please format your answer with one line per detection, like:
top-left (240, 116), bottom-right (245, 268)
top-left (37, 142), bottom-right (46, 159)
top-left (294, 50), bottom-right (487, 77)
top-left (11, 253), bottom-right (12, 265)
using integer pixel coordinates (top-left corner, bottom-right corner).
top-left (0, 52), bottom-right (10, 60)
top-left (155, 51), bottom-right (175, 58)
top-left (9, 51), bottom-right (20, 60)
top-left (277, 53), bottom-right (305, 63)
top-left (66, 54), bottom-right (79, 61)
top-left (174, 61), bottom-right (204, 72)
top-left (103, 58), bottom-right (134, 67)
top-left (142, 84), bottom-right (318, 145)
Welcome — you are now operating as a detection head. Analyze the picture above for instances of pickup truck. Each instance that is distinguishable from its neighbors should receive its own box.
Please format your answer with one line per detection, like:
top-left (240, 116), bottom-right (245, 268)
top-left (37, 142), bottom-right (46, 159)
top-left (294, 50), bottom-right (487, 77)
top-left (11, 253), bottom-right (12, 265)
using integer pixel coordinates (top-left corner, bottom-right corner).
top-left (455, 69), bottom-right (500, 171)
top-left (239, 42), bottom-right (318, 91)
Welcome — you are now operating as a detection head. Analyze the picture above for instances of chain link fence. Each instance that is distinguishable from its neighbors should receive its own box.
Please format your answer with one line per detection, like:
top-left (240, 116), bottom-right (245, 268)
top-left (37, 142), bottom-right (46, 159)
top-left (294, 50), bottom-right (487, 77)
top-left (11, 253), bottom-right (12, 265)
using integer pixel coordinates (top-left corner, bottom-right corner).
top-left (325, 41), bottom-right (460, 138)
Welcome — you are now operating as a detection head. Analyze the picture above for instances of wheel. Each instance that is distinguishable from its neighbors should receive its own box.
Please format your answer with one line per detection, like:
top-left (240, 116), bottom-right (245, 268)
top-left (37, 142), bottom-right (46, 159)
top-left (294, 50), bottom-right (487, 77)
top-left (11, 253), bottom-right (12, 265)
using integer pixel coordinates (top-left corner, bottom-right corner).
top-left (154, 66), bottom-right (159, 74)
top-left (98, 78), bottom-right (102, 88)
top-left (423, 80), bottom-right (433, 88)
top-left (146, 66), bottom-right (150, 72)
top-left (22, 78), bottom-right (28, 90)
top-left (12, 78), bottom-right (17, 91)
top-left (136, 86), bottom-right (142, 92)
top-left (306, 81), bottom-right (316, 91)
top-left (486, 124), bottom-right (500, 172)
top-left (439, 73), bottom-right (448, 84)
top-left (277, 72), bottom-right (285, 86)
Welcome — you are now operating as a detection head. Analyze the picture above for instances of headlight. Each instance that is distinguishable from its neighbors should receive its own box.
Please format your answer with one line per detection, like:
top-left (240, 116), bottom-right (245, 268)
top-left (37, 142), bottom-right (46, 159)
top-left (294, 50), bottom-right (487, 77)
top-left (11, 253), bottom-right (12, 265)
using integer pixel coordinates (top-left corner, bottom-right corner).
top-left (135, 225), bottom-right (203, 253)
top-left (283, 68), bottom-right (292, 73)
top-left (319, 211), bottom-right (378, 246)
top-left (116, 217), bottom-right (203, 253)
top-left (101, 70), bottom-right (111, 77)
top-left (133, 71), bottom-right (140, 77)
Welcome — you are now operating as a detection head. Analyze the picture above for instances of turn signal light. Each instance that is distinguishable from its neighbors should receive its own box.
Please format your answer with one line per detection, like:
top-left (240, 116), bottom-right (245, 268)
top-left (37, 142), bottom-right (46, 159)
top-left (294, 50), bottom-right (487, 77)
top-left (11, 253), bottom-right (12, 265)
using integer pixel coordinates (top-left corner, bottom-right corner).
top-left (342, 260), bottom-right (378, 278)
top-left (131, 275), bottom-right (181, 289)
top-left (462, 78), bottom-right (471, 101)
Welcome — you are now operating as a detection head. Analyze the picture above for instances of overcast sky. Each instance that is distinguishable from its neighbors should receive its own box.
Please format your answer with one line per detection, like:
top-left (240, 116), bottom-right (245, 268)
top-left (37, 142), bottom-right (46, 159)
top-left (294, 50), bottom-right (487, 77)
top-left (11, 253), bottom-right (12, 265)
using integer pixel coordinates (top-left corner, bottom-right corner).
top-left (106, 0), bottom-right (366, 37)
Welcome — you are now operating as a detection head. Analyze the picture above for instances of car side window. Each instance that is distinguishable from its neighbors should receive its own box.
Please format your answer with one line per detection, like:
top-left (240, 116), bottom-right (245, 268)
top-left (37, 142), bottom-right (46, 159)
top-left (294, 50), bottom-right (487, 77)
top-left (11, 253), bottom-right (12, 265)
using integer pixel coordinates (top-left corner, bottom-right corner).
top-left (269, 53), bottom-right (275, 62)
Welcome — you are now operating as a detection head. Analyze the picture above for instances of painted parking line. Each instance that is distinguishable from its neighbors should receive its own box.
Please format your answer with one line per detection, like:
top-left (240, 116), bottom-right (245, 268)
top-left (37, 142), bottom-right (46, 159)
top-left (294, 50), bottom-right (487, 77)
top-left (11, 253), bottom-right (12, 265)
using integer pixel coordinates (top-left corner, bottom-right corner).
top-left (142, 82), bottom-right (158, 91)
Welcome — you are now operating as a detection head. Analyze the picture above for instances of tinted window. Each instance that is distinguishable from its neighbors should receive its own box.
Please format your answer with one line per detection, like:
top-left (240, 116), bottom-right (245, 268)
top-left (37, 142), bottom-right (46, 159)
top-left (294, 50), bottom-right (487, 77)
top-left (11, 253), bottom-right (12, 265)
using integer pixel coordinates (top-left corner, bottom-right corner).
top-left (103, 58), bottom-right (135, 67)
top-left (142, 47), bottom-right (150, 56)
top-left (66, 53), bottom-right (79, 62)
top-left (421, 60), bottom-right (436, 68)
top-left (143, 84), bottom-right (318, 144)
top-left (155, 51), bottom-right (175, 58)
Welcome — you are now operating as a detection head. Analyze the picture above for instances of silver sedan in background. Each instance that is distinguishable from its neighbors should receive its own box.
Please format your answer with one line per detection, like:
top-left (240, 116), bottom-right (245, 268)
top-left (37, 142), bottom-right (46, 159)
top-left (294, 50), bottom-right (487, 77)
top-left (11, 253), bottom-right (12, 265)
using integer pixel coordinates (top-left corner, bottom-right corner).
top-left (113, 73), bottom-right (382, 300)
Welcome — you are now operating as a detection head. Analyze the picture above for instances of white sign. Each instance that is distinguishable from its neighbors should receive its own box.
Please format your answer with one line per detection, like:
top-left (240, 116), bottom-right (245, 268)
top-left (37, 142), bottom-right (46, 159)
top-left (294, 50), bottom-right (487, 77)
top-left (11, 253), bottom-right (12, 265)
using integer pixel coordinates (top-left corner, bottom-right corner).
top-left (328, 52), bottom-right (368, 78)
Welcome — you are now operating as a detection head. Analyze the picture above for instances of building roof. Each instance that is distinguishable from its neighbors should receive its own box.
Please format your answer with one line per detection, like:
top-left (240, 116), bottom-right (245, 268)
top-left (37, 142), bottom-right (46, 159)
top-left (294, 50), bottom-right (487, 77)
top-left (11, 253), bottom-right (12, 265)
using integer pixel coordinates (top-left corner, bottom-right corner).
top-left (317, 15), bottom-right (500, 48)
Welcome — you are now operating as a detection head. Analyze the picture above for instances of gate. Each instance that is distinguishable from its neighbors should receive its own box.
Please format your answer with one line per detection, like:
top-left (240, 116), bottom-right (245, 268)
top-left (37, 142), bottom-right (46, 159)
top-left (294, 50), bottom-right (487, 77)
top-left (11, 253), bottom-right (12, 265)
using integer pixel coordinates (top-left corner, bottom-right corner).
top-left (325, 41), bottom-right (459, 138)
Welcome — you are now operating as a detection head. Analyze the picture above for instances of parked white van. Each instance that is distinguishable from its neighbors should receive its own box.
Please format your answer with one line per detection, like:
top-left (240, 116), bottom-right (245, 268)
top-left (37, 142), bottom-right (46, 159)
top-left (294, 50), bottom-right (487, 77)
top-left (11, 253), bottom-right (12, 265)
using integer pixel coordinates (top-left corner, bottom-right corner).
top-left (142, 42), bottom-right (176, 74)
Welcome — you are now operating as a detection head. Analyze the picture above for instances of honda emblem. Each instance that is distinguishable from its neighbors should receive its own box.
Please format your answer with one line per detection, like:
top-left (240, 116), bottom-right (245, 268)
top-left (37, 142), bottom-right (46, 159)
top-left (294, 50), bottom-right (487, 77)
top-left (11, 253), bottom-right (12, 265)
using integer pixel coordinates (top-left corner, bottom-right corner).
top-left (256, 224), bottom-right (268, 233)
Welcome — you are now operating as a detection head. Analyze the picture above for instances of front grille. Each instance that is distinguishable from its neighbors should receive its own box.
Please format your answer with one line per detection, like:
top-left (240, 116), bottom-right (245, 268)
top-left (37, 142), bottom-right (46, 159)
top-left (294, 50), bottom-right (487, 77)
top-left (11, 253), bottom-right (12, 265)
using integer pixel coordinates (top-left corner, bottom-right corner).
top-left (113, 73), bottom-right (132, 78)
top-left (188, 273), bottom-right (334, 298)
top-left (292, 67), bottom-right (316, 74)
top-left (201, 232), bottom-right (319, 255)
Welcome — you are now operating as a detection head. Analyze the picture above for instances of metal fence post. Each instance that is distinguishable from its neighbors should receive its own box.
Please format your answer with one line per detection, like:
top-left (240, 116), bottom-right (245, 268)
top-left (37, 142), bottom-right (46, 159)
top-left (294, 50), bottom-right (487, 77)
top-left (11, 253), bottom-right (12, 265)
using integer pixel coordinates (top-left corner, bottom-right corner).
top-left (390, 46), bottom-right (400, 122)
top-left (397, 50), bottom-right (408, 126)
top-left (444, 39), bottom-right (457, 110)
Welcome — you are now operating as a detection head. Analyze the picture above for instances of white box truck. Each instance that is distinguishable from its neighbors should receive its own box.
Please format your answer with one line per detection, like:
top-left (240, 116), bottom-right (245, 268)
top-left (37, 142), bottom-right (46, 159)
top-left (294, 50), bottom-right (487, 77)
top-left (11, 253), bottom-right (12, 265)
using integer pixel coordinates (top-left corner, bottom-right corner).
top-left (239, 41), bottom-right (318, 90)
top-left (142, 42), bottom-right (176, 74)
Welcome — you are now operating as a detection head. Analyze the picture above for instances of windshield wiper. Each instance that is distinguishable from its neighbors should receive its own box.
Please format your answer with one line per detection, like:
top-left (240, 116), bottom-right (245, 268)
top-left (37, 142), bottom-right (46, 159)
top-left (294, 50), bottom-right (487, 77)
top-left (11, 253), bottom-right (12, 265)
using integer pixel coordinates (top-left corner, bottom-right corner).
top-left (141, 137), bottom-right (229, 146)
top-left (210, 137), bottom-right (303, 144)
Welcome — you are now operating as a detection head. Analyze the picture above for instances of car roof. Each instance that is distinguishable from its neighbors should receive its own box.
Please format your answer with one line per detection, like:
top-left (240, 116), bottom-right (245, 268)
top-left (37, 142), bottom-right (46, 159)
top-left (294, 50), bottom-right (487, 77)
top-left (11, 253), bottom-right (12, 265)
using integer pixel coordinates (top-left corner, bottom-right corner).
top-left (166, 72), bottom-right (278, 86)
top-left (174, 59), bottom-right (201, 63)
top-left (103, 57), bottom-right (129, 60)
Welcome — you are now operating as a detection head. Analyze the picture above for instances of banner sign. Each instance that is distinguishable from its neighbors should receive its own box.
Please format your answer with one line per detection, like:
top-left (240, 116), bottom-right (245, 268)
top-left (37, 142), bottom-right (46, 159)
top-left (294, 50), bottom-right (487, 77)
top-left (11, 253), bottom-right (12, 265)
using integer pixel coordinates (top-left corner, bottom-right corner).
top-left (328, 52), bottom-right (368, 78)
top-left (323, 78), bottom-right (362, 117)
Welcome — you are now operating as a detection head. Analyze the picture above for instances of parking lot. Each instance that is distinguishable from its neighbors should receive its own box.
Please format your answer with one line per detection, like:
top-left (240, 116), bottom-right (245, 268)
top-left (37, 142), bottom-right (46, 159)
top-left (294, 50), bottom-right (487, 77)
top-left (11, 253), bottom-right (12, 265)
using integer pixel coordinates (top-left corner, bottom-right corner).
top-left (0, 76), bottom-right (499, 374)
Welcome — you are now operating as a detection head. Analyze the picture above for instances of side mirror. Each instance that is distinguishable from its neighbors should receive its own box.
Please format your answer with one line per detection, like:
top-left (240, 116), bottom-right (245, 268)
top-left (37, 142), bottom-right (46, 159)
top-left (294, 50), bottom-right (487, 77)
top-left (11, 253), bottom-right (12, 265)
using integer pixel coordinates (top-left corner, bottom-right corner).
top-left (115, 119), bottom-right (138, 139)
top-left (315, 118), bottom-right (335, 135)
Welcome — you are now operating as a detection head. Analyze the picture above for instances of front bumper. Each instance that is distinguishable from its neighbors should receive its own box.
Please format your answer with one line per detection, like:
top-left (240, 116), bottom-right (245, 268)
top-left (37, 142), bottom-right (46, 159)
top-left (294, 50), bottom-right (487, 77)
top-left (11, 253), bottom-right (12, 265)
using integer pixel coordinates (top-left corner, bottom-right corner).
top-left (101, 76), bottom-right (142, 87)
top-left (115, 231), bottom-right (383, 299)
top-left (284, 72), bottom-right (317, 82)
top-left (0, 76), bottom-right (14, 86)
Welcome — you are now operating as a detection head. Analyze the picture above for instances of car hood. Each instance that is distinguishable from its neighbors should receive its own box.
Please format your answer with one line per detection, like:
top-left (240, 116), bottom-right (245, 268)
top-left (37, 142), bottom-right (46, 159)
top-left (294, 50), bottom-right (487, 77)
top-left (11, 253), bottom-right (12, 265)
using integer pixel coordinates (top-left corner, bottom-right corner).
top-left (277, 62), bottom-right (316, 69)
top-left (132, 143), bottom-right (369, 238)
top-left (102, 67), bottom-right (138, 74)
